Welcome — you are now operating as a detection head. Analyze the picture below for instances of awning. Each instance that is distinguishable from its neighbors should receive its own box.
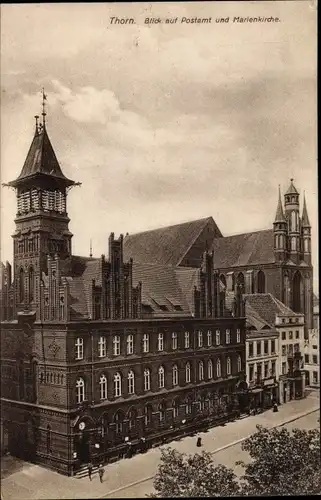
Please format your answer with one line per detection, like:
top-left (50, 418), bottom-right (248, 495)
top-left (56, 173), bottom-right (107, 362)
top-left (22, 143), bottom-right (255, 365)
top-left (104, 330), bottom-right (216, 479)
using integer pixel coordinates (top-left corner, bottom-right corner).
top-left (250, 388), bottom-right (263, 394)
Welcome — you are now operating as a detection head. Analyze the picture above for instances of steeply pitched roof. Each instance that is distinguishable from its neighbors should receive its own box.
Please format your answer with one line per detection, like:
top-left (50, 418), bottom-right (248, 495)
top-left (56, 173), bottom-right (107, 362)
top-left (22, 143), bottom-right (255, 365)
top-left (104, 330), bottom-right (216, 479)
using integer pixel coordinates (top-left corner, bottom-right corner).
top-left (212, 229), bottom-right (275, 269)
top-left (274, 186), bottom-right (286, 223)
top-left (8, 126), bottom-right (74, 187)
top-left (244, 293), bottom-right (299, 327)
top-left (285, 179), bottom-right (299, 195)
top-left (301, 194), bottom-right (311, 227)
top-left (245, 302), bottom-right (271, 331)
top-left (123, 217), bottom-right (221, 267)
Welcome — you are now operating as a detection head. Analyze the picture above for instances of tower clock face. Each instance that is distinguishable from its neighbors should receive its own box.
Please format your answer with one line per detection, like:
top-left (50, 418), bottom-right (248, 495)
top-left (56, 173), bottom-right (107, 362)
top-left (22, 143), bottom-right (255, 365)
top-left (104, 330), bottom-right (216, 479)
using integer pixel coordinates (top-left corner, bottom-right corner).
top-left (79, 422), bottom-right (85, 431)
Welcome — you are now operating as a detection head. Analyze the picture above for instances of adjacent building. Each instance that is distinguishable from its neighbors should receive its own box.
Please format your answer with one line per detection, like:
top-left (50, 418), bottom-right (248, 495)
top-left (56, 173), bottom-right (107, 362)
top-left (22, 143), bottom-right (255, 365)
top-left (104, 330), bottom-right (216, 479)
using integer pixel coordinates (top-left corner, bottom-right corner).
top-left (304, 329), bottom-right (319, 387)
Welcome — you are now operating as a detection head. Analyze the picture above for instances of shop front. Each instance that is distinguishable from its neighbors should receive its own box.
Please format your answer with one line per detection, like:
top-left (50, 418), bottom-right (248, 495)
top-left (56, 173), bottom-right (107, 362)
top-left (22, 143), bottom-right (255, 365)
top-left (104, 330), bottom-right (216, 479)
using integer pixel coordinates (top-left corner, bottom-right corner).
top-left (262, 377), bottom-right (279, 407)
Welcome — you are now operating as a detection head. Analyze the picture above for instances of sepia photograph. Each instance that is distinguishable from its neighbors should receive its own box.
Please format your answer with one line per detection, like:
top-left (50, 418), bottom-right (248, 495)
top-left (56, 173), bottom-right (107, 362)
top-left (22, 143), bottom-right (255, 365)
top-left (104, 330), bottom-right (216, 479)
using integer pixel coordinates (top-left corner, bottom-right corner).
top-left (0, 1), bottom-right (319, 498)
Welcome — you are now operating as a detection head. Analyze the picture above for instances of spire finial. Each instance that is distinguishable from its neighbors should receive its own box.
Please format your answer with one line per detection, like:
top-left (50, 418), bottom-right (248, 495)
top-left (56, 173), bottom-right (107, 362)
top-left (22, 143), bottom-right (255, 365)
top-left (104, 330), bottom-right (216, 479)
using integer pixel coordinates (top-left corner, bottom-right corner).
top-left (290, 178), bottom-right (294, 182)
top-left (41, 88), bottom-right (47, 126)
top-left (90, 239), bottom-right (93, 258)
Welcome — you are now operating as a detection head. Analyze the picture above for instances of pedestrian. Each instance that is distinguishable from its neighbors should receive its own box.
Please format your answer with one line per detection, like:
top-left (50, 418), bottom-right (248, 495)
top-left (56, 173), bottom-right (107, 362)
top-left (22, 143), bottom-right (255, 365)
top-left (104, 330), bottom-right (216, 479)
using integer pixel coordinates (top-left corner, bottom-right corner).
top-left (273, 402), bottom-right (278, 413)
top-left (196, 436), bottom-right (202, 447)
top-left (98, 464), bottom-right (105, 483)
top-left (88, 462), bottom-right (93, 481)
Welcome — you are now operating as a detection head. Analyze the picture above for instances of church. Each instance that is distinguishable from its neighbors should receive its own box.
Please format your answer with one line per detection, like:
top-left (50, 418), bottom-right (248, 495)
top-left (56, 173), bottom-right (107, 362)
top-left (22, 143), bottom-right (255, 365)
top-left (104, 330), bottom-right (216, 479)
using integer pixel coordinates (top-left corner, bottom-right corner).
top-left (0, 107), bottom-right (247, 475)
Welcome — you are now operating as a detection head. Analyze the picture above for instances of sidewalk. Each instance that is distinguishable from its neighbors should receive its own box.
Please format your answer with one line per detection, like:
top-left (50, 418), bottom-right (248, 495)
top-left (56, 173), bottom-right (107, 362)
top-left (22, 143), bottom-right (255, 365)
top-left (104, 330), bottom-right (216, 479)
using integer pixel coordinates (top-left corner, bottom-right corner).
top-left (1, 393), bottom-right (319, 500)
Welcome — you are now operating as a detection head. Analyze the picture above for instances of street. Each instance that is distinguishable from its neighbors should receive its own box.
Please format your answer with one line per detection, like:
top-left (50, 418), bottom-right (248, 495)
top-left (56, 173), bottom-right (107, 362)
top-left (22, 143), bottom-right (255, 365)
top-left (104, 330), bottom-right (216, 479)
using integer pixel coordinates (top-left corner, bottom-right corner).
top-left (1, 390), bottom-right (319, 500)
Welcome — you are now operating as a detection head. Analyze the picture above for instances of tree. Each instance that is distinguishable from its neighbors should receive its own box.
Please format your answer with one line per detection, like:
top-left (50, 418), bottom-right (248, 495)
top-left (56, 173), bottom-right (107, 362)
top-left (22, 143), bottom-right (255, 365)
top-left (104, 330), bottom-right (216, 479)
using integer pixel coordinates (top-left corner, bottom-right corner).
top-left (237, 425), bottom-right (321, 496)
top-left (149, 447), bottom-right (240, 498)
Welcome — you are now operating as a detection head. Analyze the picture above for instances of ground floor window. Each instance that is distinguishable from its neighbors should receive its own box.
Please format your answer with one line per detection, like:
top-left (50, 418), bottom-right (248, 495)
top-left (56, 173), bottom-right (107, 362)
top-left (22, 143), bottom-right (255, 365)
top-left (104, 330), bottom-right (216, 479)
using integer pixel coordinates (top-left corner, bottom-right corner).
top-left (313, 371), bottom-right (318, 384)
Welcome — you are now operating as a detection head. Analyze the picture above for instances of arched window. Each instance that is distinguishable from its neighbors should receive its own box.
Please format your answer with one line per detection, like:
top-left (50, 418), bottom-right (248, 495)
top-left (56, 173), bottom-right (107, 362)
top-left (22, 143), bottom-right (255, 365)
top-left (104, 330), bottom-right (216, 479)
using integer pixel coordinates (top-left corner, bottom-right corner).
top-left (172, 332), bottom-right (178, 350)
top-left (159, 402), bottom-right (166, 423)
top-left (126, 334), bottom-right (134, 355)
top-left (185, 362), bottom-right (191, 383)
top-left (237, 355), bottom-right (242, 373)
top-left (172, 364), bottom-right (178, 386)
top-left (158, 332), bottom-right (164, 351)
top-left (227, 357), bottom-right (232, 376)
top-left (144, 368), bottom-right (150, 392)
top-left (113, 335), bottom-right (120, 356)
top-left (100, 374), bottom-right (108, 400)
top-left (216, 330), bottom-right (221, 345)
top-left (199, 361), bottom-right (204, 381)
top-left (172, 398), bottom-right (179, 419)
top-left (185, 397), bottom-right (192, 415)
top-left (257, 270), bottom-right (266, 294)
top-left (291, 210), bottom-right (296, 231)
top-left (128, 370), bottom-right (135, 394)
top-left (19, 268), bottom-right (25, 303)
top-left (216, 359), bottom-right (221, 378)
top-left (76, 377), bottom-right (85, 403)
top-left (29, 266), bottom-right (35, 302)
top-left (144, 404), bottom-right (153, 427)
top-left (98, 336), bottom-right (106, 358)
top-left (158, 366), bottom-right (165, 389)
top-left (128, 408), bottom-right (137, 430)
top-left (237, 272), bottom-right (245, 290)
top-left (114, 372), bottom-right (122, 397)
top-left (114, 411), bottom-right (124, 435)
top-left (184, 331), bottom-right (190, 348)
top-left (198, 330), bottom-right (203, 348)
top-left (291, 237), bottom-right (296, 251)
top-left (208, 360), bottom-right (213, 379)
top-left (207, 330), bottom-right (212, 346)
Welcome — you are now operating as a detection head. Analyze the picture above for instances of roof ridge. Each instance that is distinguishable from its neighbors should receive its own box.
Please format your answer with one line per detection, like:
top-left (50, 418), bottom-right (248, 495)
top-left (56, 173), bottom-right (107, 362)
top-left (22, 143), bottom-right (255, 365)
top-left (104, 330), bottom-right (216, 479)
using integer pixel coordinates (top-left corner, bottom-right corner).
top-left (220, 228), bottom-right (272, 239)
top-left (125, 216), bottom-right (213, 238)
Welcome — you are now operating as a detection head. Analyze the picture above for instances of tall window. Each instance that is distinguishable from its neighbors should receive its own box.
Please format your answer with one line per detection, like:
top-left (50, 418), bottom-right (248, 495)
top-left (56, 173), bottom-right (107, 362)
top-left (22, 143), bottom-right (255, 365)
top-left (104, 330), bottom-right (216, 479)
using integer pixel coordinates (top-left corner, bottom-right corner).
top-left (216, 359), bottom-right (221, 378)
top-left (185, 362), bottom-right (191, 383)
top-left (158, 366), bottom-right (165, 389)
top-left (159, 402), bottom-right (166, 423)
top-left (237, 355), bottom-right (242, 373)
top-left (172, 332), bottom-right (178, 350)
top-left (113, 335), bottom-right (120, 356)
top-left (75, 337), bottom-right (84, 360)
top-left (271, 361), bottom-right (276, 376)
top-left (128, 370), bottom-right (135, 394)
top-left (257, 341), bottom-right (261, 356)
top-left (208, 360), bottom-right (213, 379)
top-left (264, 362), bottom-right (269, 379)
top-left (19, 268), bottom-right (24, 303)
top-left (184, 331), bottom-right (190, 348)
top-left (216, 330), bottom-right (221, 345)
top-left (264, 340), bottom-right (269, 355)
top-left (185, 397), bottom-right (192, 415)
top-left (249, 364), bottom-right (254, 381)
top-left (144, 405), bottom-right (153, 426)
top-left (143, 333), bottom-right (149, 353)
top-left (271, 339), bottom-right (276, 353)
top-left (172, 364), bottom-right (178, 386)
top-left (29, 266), bottom-right (35, 302)
top-left (158, 333), bottom-right (164, 352)
top-left (98, 336), bottom-right (106, 358)
top-left (144, 368), bottom-right (151, 391)
top-left (76, 377), bottom-right (85, 403)
top-left (236, 329), bottom-right (241, 343)
top-left (198, 331), bottom-right (203, 347)
top-left (115, 412), bottom-right (123, 435)
top-left (227, 357), bottom-right (231, 375)
top-left (127, 334), bottom-right (134, 355)
top-left (173, 399), bottom-right (179, 418)
top-left (199, 361), bottom-right (204, 381)
top-left (225, 329), bottom-right (231, 344)
top-left (100, 374), bottom-right (108, 400)
top-left (249, 342), bottom-right (254, 357)
top-left (207, 330), bottom-right (212, 347)
top-left (128, 408), bottom-right (137, 431)
top-left (114, 372), bottom-right (122, 397)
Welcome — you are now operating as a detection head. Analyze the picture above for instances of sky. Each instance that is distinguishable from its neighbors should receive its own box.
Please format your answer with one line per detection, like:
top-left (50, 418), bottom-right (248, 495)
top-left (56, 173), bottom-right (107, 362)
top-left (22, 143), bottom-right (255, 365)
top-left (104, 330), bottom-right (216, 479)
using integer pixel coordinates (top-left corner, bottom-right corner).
top-left (0, 1), bottom-right (318, 291)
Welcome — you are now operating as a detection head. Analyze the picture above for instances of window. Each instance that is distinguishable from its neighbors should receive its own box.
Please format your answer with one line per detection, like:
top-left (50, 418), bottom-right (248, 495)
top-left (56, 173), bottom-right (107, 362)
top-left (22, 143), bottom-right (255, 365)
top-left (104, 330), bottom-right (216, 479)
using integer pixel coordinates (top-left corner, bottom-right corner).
top-left (288, 344), bottom-right (293, 356)
top-left (114, 372), bottom-right (122, 397)
top-left (208, 360), bottom-right (213, 379)
top-left (257, 364), bottom-right (262, 381)
top-left (225, 330), bottom-right (231, 344)
top-left (313, 371), bottom-right (318, 384)
top-left (282, 345), bottom-right (286, 356)
top-left (98, 336), bottom-right (106, 358)
top-left (264, 362), bottom-right (269, 379)
top-left (29, 267), bottom-right (35, 302)
top-left (305, 354), bottom-right (309, 363)
top-left (295, 330), bottom-right (300, 339)
top-left (199, 361), bottom-right (204, 381)
top-left (271, 340), bottom-right (276, 354)
top-left (128, 370), bottom-right (135, 394)
top-left (127, 334), bottom-right (134, 355)
top-left (198, 331), bottom-right (203, 348)
top-left (282, 362), bottom-right (286, 375)
top-left (143, 368), bottom-right (151, 391)
top-left (294, 343), bottom-right (300, 353)
top-left (237, 355), bottom-right (242, 373)
top-left (256, 341), bottom-right (261, 356)
top-left (185, 398), bottom-right (192, 415)
top-left (173, 399), bottom-right (179, 418)
top-left (158, 333), bottom-right (164, 352)
top-left (216, 330), bottom-right (221, 345)
top-left (75, 338), bottom-right (84, 360)
top-left (144, 405), bottom-right (153, 426)
top-left (271, 361), bottom-right (276, 376)
top-left (207, 330), bottom-right (212, 347)
top-left (313, 345), bottom-right (318, 350)
top-left (172, 332), bottom-right (178, 350)
top-left (159, 403), bottom-right (166, 423)
top-left (76, 377), bottom-right (85, 403)
top-left (100, 374), bottom-right (107, 400)
top-left (216, 359), bottom-right (221, 378)
top-left (282, 331), bottom-right (286, 340)
top-left (143, 333), bottom-right (149, 353)
top-left (172, 364), bottom-right (178, 386)
top-left (185, 362), bottom-right (191, 383)
top-left (184, 331), bottom-right (190, 348)
top-left (128, 409), bottom-right (137, 430)
top-left (115, 412), bottom-right (123, 435)
top-left (289, 331), bottom-right (293, 340)
top-left (113, 335), bottom-right (120, 356)
top-left (249, 342), bottom-right (254, 358)
top-left (158, 366), bottom-right (165, 389)
top-left (236, 329), bottom-right (241, 343)
top-left (313, 355), bottom-right (318, 365)
top-left (264, 340), bottom-right (269, 355)
top-left (226, 357), bottom-right (231, 375)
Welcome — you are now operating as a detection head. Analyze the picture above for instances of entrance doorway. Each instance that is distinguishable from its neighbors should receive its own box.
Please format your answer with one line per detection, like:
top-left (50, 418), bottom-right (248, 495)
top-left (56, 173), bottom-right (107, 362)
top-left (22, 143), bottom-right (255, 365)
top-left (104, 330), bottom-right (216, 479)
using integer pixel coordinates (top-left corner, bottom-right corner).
top-left (76, 431), bottom-right (90, 464)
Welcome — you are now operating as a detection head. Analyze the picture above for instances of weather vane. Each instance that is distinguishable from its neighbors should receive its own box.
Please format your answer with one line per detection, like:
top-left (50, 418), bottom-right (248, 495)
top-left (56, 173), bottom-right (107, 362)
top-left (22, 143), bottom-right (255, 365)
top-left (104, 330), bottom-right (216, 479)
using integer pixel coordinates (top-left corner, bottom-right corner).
top-left (42, 87), bottom-right (47, 125)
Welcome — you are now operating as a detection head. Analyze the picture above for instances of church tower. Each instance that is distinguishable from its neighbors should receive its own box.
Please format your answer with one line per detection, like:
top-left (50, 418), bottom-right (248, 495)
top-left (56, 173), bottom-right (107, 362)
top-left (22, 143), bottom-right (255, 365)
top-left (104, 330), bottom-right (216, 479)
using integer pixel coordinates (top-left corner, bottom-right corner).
top-left (301, 193), bottom-right (312, 265)
top-left (6, 93), bottom-right (76, 314)
top-left (284, 179), bottom-right (300, 264)
top-left (273, 185), bottom-right (287, 262)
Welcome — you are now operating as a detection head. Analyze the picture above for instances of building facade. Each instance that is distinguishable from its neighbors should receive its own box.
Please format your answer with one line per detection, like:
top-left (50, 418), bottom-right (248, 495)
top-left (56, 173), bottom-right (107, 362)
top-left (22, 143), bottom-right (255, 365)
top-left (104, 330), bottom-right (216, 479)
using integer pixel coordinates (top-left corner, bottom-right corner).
top-left (304, 329), bottom-right (320, 387)
top-left (0, 112), bottom-right (246, 475)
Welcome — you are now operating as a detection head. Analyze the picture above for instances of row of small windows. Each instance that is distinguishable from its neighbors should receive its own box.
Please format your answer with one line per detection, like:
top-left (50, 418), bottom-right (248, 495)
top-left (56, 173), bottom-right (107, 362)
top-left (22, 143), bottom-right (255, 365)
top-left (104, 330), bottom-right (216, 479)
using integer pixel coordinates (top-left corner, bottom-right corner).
top-left (75, 329), bottom-right (241, 360)
top-left (17, 189), bottom-right (66, 214)
top-left (75, 357), bottom-right (242, 403)
top-left (39, 372), bottom-right (64, 385)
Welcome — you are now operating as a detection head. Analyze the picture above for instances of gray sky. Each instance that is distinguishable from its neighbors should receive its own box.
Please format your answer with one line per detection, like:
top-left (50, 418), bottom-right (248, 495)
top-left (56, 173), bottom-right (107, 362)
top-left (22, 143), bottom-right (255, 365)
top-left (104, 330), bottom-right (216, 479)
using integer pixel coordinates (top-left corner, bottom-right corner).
top-left (0, 2), bottom-right (318, 291)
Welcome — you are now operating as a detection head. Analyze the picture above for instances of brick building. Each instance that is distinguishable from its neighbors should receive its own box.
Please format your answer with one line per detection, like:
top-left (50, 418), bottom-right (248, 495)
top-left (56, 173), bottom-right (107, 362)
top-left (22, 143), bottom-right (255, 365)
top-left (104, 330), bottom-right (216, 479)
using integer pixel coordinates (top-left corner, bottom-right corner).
top-left (0, 112), bottom-right (246, 475)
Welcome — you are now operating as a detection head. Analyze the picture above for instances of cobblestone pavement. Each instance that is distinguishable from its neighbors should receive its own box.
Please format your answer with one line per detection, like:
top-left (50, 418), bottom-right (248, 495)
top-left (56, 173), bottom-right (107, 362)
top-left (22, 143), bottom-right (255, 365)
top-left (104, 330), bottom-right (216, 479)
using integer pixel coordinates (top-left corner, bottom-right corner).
top-left (1, 391), bottom-right (319, 500)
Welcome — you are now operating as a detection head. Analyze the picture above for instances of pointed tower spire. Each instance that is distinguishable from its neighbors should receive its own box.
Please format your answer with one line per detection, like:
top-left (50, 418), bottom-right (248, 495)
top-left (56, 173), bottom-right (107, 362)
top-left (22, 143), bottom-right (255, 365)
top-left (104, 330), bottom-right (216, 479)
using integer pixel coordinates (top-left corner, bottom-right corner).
top-left (302, 191), bottom-right (311, 227)
top-left (89, 239), bottom-right (93, 258)
top-left (274, 185), bottom-right (286, 222)
top-left (285, 178), bottom-right (299, 195)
